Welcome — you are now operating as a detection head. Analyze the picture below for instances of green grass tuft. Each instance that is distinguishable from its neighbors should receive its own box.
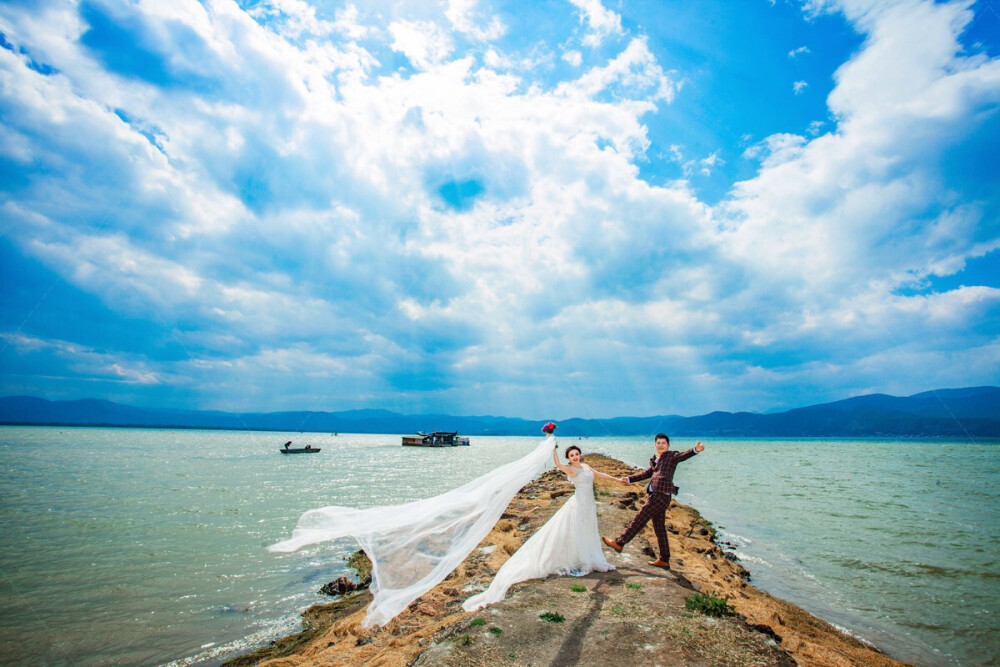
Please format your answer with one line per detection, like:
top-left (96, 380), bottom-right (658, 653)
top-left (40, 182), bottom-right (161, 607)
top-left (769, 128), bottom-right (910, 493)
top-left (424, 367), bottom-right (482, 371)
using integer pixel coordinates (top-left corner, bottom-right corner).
top-left (453, 634), bottom-right (474, 646)
top-left (626, 581), bottom-right (643, 591)
top-left (570, 584), bottom-right (587, 593)
top-left (488, 627), bottom-right (503, 635)
top-left (469, 618), bottom-right (485, 626)
top-left (684, 591), bottom-right (736, 618)
top-left (539, 611), bottom-right (565, 623)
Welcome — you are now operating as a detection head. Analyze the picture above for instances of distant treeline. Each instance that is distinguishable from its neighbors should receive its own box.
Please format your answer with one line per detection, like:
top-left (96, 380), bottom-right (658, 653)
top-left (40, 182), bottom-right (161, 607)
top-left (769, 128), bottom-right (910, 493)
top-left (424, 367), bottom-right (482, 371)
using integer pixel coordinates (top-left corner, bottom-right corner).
top-left (1, 387), bottom-right (998, 438)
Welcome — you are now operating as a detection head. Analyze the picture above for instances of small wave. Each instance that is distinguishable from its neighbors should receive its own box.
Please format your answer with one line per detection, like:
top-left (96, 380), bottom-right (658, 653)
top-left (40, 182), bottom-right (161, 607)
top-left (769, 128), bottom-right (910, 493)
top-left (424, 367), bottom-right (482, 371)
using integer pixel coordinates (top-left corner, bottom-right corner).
top-left (734, 551), bottom-right (772, 568)
top-left (831, 623), bottom-right (875, 646)
top-left (158, 615), bottom-right (300, 667)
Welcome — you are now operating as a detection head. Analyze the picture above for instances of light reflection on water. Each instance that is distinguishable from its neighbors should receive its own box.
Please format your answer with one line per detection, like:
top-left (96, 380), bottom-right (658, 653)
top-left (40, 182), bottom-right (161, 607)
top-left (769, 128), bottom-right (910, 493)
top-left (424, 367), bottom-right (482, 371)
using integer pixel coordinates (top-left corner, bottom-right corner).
top-left (0, 428), bottom-right (996, 666)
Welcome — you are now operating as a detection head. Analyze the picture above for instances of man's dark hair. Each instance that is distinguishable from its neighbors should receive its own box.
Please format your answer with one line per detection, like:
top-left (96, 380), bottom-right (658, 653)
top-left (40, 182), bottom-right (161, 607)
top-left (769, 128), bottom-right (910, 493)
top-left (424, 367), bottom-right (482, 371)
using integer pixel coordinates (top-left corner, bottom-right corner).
top-left (654, 433), bottom-right (670, 444)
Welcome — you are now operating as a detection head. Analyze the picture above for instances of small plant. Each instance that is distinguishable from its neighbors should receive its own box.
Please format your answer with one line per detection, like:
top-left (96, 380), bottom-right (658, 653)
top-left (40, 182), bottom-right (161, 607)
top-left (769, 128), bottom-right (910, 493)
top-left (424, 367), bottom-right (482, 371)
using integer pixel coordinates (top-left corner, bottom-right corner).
top-left (570, 584), bottom-right (587, 593)
top-left (453, 634), bottom-right (474, 646)
top-left (539, 611), bottom-right (565, 623)
top-left (489, 627), bottom-right (503, 635)
top-left (684, 591), bottom-right (736, 618)
top-left (611, 605), bottom-right (626, 616)
top-left (469, 618), bottom-right (485, 626)
top-left (626, 582), bottom-right (643, 591)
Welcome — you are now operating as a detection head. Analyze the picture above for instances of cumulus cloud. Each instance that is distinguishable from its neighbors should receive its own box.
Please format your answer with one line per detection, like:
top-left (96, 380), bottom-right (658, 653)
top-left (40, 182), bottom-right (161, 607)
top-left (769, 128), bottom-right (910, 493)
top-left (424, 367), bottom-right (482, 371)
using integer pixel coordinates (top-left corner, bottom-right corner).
top-left (716, 0), bottom-right (1000, 394)
top-left (0, 0), bottom-right (997, 417)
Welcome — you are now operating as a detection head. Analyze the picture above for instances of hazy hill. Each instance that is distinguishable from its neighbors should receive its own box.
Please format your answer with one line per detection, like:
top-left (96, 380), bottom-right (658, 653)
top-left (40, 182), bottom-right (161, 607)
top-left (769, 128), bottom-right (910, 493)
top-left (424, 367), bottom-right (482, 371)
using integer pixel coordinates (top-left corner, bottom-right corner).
top-left (0, 387), bottom-right (997, 437)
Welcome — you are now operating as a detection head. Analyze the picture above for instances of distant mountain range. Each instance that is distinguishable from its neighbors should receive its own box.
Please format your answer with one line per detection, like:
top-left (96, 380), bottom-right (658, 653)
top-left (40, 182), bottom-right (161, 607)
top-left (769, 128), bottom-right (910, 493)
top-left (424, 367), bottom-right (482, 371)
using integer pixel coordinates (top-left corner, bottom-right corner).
top-left (1, 387), bottom-right (998, 438)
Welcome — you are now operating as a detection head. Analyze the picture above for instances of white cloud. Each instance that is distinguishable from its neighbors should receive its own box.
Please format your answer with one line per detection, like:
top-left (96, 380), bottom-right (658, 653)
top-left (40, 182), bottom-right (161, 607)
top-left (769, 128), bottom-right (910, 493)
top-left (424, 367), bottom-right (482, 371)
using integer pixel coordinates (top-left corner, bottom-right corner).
top-left (566, 0), bottom-right (624, 47)
top-left (740, 132), bottom-right (806, 162)
top-left (562, 49), bottom-right (583, 67)
top-left (445, 0), bottom-right (506, 40)
top-left (793, 79), bottom-right (808, 94)
top-left (788, 45), bottom-right (810, 58)
top-left (698, 150), bottom-right (723, 175)
top-left (389, 20), bottom-right (455, 70)
top-left (331, 4), bottom-right (375, 41)
top-left (0, 0), bottom-right (996, 417)
top-left (673, 148), bottom-right (725, 177)
top-left (246, 0), bottom-right (336, 38)
top-left (719, 0), bottom-right (1000, 355)
top-left (1, 334), bottom-right (162, 385)
top-left (564, 37), bottom-right (678, 104)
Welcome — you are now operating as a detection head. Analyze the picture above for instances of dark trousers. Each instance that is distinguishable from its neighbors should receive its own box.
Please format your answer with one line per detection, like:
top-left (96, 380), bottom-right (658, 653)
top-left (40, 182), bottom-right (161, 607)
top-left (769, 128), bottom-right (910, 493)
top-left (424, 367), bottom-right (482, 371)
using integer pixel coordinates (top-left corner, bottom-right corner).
top-left (616, 492), bottom-right (671, 560)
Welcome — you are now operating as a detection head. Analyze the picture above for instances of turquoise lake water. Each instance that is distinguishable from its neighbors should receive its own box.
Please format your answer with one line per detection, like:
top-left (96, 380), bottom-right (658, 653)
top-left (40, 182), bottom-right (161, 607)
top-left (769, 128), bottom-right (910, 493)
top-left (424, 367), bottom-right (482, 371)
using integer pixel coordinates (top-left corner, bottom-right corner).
top-left (0, 427), bottom-right (996, 666)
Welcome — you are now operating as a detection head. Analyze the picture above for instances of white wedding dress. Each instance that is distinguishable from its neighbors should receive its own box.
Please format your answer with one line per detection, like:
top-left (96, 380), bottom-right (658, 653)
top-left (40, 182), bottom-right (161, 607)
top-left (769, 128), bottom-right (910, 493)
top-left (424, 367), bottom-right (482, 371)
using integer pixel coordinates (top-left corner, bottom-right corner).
top-left (270, 435), bottom-right (555, 627)
top-left (462, 462), bottom-right (614, 611)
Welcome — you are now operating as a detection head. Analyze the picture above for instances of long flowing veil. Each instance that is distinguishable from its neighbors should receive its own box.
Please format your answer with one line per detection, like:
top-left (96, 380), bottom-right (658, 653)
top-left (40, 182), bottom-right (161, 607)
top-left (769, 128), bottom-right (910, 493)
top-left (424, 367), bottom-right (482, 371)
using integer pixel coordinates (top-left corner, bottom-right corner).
top-left (268, 435), bottom-right (554, 627)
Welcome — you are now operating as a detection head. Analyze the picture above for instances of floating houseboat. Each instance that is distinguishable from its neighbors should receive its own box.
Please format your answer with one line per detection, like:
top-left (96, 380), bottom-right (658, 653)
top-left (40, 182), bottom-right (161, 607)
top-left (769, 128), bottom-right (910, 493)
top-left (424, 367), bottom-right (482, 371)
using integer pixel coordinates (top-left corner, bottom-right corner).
top-left (401, 431), bottom-right (470, 447)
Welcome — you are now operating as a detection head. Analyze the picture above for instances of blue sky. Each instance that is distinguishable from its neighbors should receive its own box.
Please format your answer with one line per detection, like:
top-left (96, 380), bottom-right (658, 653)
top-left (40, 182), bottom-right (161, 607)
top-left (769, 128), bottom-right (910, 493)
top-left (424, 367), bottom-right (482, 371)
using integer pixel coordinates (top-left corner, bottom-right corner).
top-left (1, 0), bottom-right (998, 419)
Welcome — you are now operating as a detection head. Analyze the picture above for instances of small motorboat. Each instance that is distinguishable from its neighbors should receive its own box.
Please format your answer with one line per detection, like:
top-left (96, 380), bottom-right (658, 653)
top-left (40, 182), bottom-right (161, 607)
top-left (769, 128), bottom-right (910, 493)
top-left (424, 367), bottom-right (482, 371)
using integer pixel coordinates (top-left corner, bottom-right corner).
top-left (279, 441), bottom-right (321, 454)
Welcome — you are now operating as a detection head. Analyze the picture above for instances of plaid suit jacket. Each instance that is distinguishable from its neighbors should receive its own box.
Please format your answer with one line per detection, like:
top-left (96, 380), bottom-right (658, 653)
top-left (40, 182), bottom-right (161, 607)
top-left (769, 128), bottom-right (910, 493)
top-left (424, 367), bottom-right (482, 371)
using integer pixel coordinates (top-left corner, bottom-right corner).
top-left (626, 448), bottom-right (697, 495)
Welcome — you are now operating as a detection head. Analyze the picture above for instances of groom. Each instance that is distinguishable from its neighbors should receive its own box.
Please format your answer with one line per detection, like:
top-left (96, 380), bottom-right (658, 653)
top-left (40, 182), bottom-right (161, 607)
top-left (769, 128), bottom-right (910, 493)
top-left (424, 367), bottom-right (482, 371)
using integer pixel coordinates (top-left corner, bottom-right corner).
top-left (602, 434), bottom-right (704, 569)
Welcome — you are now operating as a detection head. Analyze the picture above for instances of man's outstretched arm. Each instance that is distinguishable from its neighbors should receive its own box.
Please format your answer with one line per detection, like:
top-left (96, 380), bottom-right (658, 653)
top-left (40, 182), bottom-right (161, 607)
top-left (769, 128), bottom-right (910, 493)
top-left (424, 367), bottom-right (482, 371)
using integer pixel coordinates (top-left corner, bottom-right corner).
top-left (626, 465), bottom-right (654, 483)
top-left (676, 441), bottom-right (705, 463)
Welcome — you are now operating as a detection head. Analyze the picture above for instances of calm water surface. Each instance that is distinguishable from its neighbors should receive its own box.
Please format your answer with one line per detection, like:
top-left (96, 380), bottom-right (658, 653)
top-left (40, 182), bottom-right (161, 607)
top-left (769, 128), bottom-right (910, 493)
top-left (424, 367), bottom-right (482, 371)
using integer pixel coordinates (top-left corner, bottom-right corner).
top-left (0, 427), bottom-right (996, 666)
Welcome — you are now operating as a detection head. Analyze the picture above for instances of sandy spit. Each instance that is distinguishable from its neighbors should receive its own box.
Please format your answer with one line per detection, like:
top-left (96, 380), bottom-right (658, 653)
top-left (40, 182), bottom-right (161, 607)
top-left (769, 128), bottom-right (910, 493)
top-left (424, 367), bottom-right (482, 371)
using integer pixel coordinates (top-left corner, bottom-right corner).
top-left (225, 454), bottom-right (913, 667)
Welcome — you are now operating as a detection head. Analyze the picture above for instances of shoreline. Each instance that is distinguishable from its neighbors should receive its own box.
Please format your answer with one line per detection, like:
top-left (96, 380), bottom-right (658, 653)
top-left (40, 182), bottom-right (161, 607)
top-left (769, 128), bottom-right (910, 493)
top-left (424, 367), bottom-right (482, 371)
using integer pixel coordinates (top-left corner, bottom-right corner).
top-left (225, 454), bottom-right (914, 666)
top-left (4, 423), bottom-right (997, 442)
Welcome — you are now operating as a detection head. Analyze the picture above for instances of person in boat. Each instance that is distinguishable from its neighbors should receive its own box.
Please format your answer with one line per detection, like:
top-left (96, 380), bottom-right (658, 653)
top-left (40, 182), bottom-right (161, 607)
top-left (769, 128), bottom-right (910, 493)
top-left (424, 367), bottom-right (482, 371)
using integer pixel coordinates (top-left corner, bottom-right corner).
top-left (284, 441), bottom-right (292, 450)
top-left (305, 444), bottom-right (311, 450)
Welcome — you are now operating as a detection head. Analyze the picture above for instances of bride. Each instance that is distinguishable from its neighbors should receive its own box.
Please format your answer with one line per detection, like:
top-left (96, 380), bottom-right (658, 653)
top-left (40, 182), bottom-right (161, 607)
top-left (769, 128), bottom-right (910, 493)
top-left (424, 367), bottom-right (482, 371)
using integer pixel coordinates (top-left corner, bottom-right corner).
top-left (269, 422), bottom-right (611, 626)
top-left (463, 425), bottom-right (619, 611)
